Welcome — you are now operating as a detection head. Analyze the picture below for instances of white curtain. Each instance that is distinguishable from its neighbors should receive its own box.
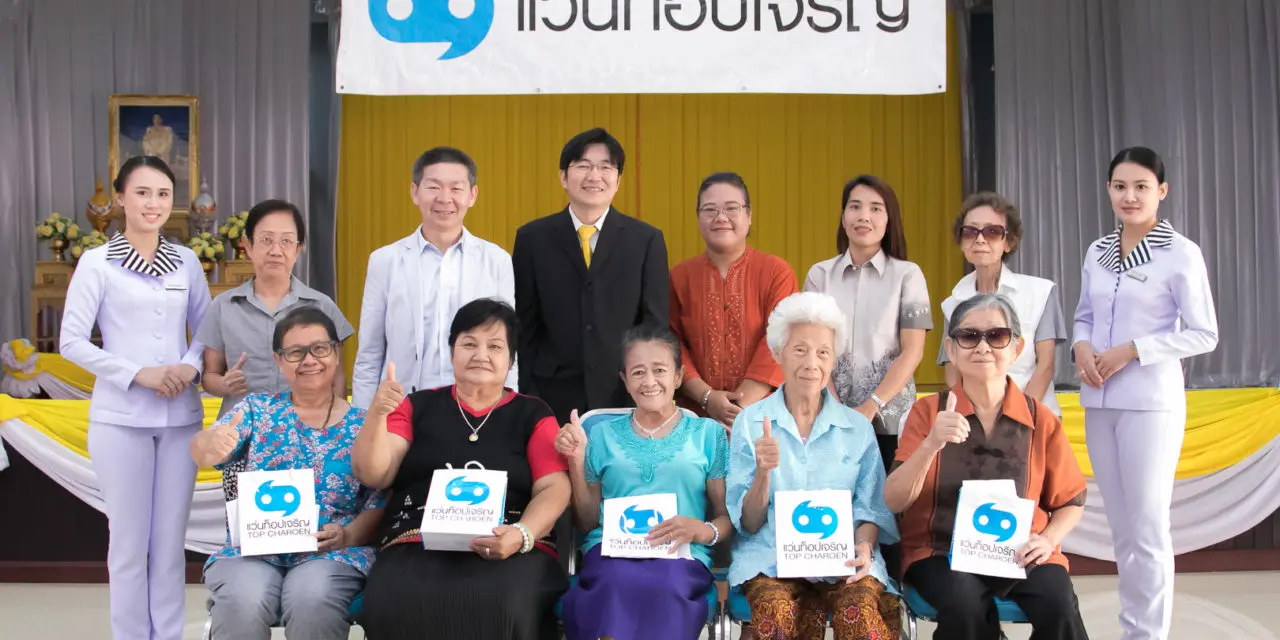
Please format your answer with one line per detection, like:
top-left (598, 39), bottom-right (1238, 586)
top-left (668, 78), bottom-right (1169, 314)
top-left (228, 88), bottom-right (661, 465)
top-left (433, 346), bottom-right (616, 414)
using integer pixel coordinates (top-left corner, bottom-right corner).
top-left (993, 0), bottom-right (1280, 388)
top-left (0, 0), bottom-right (312, 345)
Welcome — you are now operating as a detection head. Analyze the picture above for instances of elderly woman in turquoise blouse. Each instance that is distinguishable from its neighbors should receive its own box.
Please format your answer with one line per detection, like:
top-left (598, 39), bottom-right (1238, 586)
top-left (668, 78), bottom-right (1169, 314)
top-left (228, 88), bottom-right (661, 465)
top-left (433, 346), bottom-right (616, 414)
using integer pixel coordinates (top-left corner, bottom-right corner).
top-left (726, 292), bottom-right (901, 640)
top-left (556, 325), bottom-right (732, 640)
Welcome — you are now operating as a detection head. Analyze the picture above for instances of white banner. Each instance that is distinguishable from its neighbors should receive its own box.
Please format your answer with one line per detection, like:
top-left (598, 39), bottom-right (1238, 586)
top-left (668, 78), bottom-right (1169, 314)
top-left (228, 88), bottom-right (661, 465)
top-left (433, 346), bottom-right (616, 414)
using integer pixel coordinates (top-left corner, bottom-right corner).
top-left (337, 0), bottom-right (947, 96)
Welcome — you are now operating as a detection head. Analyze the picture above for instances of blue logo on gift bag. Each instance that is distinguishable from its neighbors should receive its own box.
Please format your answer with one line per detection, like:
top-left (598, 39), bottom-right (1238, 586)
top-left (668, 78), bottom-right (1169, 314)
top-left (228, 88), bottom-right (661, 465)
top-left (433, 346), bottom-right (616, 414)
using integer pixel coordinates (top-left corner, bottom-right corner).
top-left (791, 500), bottom-right (838, 540)
top-left (445, 476), bottom-right (491, 505)
top-left (973, 502), bottom-right (1017, 542)
top-left (255, 480), bottom-right (301, 517)
top-left (368, 0), bottom-right (495, 60)
top-left (620, 505), bottom-right (665, 535)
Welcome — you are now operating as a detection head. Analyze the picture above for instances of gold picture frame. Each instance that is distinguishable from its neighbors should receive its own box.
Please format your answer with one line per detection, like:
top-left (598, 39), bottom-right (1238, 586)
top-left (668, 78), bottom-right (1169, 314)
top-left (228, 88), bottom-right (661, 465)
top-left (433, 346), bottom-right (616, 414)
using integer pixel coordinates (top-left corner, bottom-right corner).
top-left (108, 94), bottom-right (200, 218)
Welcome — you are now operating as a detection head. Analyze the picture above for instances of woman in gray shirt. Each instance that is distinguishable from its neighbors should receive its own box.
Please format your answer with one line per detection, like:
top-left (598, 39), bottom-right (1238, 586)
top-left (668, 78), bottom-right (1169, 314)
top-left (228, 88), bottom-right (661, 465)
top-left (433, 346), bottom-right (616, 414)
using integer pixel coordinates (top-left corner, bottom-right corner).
top-left (803, 175), bottom-right (932, 470)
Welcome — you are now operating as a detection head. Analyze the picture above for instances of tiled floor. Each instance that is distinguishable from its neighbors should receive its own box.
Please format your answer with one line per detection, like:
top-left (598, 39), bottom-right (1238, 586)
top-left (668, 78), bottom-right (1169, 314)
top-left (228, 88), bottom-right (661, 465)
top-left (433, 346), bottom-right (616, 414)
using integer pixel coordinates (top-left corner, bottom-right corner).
top-left (0, 572), bottom-right (1276, 639)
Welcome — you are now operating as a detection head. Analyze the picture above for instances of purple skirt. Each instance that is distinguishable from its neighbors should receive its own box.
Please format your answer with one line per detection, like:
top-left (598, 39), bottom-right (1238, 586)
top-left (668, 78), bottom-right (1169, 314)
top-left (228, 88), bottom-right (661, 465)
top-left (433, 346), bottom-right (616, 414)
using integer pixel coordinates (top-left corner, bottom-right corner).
top-left (561, 545), bottom-right (714, 640)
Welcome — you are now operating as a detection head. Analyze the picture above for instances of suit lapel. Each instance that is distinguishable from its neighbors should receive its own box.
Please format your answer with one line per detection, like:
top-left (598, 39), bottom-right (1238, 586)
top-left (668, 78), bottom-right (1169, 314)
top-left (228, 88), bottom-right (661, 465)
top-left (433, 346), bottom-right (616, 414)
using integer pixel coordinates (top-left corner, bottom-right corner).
top-left (552, 209), bottom-right (589, 279)
top-left (398, 233), bottom-right (425, 356)
top-left (589, 207), bottom-right (624, 275)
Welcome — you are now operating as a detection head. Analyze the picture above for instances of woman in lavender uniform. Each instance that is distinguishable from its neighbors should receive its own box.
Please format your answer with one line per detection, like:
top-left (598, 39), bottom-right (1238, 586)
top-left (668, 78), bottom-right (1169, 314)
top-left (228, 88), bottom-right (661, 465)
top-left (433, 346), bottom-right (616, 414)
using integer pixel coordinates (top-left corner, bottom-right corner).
top-left (60, 155), bottom-right (211, 639)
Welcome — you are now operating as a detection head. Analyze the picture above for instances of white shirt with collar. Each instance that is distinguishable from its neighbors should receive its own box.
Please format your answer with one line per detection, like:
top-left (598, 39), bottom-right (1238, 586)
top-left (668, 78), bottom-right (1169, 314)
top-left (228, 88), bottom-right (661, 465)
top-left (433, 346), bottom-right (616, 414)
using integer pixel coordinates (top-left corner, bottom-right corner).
top-left (353, 226), bottom-right (516, 408)
top-left (1072, 220), bottom-right (1219, 411)
top-left (569, 206), bottom-right (608, 252)
top-left (940, 267), bottom-right (1064, 415)
top-left (60, 234), bottom-right (211, 427)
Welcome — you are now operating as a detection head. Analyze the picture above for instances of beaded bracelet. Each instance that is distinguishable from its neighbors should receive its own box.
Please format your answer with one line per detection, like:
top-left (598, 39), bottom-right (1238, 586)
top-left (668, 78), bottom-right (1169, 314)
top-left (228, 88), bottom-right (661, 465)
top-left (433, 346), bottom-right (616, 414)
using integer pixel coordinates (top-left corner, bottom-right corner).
top-left (514, 522), bottom-right (534, 554)
top-left (704, 521), bottom-right (720, 546)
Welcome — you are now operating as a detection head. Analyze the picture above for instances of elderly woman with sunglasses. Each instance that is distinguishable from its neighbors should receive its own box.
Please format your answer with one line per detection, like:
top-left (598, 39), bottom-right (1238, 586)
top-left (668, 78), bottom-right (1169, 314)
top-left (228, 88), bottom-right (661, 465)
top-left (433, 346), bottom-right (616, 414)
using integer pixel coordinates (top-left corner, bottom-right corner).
top-left (886, 294), bottom-right (1088, 640)
top-left (192, 306), bottom-right (386, 640)
top-left (938, 192), bottom-right (1067, 416)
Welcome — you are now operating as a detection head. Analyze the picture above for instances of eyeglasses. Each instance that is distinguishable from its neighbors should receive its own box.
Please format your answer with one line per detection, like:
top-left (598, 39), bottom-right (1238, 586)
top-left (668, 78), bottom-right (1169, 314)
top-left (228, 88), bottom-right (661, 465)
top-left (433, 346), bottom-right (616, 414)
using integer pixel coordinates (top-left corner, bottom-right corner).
top-left (959, 225), bottom-right (1007, 242)
top-left (567, 161), bottom-right (618, 177)
top-left (254, 235), bottom-right (299, 251)
top-left (276, 340), bottom-right (336, 362)
top-left (697, 204), bottom-right (747, 219)
top-left (950, 328), bottom-right (1013, 349)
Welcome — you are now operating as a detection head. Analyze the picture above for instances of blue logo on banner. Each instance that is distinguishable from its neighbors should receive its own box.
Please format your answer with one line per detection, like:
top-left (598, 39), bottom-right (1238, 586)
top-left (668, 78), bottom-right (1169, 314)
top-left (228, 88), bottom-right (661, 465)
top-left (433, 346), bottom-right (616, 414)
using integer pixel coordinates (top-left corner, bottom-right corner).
top-left (368, 0), bottom-right (495, 60)
top-left (791, 500), bottom-right (838, 539)
top-left (445, 476), bottom-right (491, 505)
top-left (973, 502), bottom-right (1017, 542)
top-left (255, 480), bottom-right (301, 517)
top-left (620, 505), bottom-right (665, 535)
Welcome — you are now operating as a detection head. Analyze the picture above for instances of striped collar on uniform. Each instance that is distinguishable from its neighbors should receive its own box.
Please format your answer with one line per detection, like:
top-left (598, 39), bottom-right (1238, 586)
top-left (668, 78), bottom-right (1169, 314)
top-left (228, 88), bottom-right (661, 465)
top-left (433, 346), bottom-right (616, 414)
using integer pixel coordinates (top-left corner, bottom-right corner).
top-left (1096, 219), bottom-right (1175, 273)
top-left (105, 232), bottom-right (183, 277)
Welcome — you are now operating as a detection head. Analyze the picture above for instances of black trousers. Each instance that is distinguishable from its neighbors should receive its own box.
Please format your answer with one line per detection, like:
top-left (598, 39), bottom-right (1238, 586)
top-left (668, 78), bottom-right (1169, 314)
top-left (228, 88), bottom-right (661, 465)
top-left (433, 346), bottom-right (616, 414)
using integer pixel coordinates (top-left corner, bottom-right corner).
top-left (905, 556), bottom-right (1089, 640)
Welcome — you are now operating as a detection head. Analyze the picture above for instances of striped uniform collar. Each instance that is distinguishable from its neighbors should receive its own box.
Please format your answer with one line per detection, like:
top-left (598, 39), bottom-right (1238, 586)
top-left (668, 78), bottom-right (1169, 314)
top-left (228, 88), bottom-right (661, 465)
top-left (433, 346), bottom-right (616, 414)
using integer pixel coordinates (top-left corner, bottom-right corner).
top-left (1096, 219), bottom-right (1175, 273)
top-left (106, 232), bottom-right (183, 277)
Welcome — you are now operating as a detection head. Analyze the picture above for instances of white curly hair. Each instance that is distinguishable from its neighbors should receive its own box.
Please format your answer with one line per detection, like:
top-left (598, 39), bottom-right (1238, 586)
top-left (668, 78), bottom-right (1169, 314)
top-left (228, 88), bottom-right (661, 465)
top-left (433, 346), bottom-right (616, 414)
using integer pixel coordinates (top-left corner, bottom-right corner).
top-left (765, 292), bottom-right (849, 357)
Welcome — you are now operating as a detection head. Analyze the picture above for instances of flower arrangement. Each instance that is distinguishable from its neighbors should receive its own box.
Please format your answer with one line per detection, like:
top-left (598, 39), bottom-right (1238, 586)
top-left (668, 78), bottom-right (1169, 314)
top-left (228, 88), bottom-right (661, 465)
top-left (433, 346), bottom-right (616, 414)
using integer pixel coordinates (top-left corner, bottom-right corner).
top-left (219, 210), bottom-right (249, 259)
top-left (187, 232), bottom-right (226, 266)
top-left (35, 212), bottom-right (82, 261)
top-left (70, 230), bottom-right (111, 262)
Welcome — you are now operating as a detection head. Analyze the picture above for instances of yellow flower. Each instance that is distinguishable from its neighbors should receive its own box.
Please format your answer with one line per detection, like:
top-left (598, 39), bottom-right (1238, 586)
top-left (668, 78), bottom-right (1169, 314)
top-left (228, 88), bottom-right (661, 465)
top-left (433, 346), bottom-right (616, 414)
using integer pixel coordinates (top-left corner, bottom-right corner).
top-left (53, 221), bottom-right (65, 233)
top-left (48, 212), bottom-right (61, 221)
top-left (229, 228), bottom-right (240, 239)
top-left (71, 246), bottom-right (83, 258)
top-left (204, 247), bottom-right (216, 260)
top-left (36, 225), bottom-right (51, 237)
top-left (67, 226), bottom-right (80, 239)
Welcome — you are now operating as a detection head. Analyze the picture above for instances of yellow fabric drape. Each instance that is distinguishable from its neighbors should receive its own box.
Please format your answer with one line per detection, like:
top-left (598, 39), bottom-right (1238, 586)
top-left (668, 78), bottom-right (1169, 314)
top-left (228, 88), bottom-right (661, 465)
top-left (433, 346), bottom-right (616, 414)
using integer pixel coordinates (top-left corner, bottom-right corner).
top-left (0, 394), bottom-right (225, 484)
top-left (337, 20), bottom-right (965, 388)
top-left (3, 339), bottom-right (96, 391)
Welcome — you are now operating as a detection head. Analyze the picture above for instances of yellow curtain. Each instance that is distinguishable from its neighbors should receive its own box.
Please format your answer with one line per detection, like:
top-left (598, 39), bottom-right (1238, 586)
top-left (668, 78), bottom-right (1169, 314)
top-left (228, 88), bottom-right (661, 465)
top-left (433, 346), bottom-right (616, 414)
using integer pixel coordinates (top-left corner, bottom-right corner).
top-left (336, 17), bottom-right (964, 386)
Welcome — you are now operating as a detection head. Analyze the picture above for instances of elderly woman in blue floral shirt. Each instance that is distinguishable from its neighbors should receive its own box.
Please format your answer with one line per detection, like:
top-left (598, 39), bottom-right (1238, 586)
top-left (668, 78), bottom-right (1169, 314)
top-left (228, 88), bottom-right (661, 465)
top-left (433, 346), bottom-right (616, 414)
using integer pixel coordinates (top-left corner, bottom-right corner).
top-left (191, 307), bottom-right (386, 640)
top-left (727, 292), bottom-right (900, 640)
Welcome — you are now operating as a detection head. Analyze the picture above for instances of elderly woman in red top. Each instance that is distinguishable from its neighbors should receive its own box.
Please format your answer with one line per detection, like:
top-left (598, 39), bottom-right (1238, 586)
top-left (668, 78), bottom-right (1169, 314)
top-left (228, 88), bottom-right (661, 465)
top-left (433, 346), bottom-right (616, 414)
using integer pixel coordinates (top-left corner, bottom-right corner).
top-left (670, 171), bottom-right (797, 428)
top-left (352, 299), bottom-right (571, 640)
top-left (886, 294), bottom-right (1088, 640)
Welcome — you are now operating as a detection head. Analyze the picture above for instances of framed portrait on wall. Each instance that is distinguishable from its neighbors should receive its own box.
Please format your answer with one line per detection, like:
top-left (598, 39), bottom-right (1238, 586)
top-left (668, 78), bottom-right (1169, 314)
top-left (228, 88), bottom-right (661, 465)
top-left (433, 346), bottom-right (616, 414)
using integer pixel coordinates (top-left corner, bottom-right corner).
top-left (108, 94), bottom-right (200, 215)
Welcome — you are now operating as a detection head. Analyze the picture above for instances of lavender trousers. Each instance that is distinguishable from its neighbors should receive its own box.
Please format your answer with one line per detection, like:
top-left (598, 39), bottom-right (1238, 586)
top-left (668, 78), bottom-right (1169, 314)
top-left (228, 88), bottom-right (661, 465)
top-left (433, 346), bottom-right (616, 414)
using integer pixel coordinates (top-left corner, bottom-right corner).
top-left (88, 421), bottom-right (201, 640)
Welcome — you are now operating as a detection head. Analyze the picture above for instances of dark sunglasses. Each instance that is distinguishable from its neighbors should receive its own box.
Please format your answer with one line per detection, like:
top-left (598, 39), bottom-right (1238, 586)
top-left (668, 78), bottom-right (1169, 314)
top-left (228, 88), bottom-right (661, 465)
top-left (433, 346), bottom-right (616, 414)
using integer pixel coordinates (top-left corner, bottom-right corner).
top-left (950, 328), bottom-right (1013, 349)
top-left (276, 340), bottom-right (337, 363)
top-left (960, 225), bottom-right (1007, 242)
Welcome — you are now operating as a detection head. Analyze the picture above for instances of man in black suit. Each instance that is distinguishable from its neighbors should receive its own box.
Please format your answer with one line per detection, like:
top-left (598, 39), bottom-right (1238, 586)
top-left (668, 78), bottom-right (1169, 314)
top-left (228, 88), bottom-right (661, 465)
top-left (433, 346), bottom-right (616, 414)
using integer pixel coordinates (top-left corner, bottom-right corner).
top-left (512, 127), bottom-right (669, 424)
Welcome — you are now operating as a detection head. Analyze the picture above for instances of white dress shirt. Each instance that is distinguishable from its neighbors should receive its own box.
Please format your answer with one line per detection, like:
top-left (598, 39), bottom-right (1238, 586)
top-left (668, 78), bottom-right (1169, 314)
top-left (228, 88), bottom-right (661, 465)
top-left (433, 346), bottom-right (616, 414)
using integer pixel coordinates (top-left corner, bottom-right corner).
top-left (60, 234), bottom-right (210, 427)
top-left (569, 206), bottom-right (608, 252)
top-left (352, 227), bottom-right (517, 408)
top-left (1072, 220), bottom-right (1219, 411)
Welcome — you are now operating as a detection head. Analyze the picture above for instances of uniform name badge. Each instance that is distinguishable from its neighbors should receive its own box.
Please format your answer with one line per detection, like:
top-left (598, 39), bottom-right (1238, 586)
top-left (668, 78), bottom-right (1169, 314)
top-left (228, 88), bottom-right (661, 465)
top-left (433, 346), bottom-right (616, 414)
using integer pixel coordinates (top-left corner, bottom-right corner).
top-left (420, 462), bottom-right (508, 552)
top-left (237, 469), bottom-right (319, 556)
top-left (774, 489), bottom-right (856, 579)
top-left (601, 493), bottom-right (691, 560)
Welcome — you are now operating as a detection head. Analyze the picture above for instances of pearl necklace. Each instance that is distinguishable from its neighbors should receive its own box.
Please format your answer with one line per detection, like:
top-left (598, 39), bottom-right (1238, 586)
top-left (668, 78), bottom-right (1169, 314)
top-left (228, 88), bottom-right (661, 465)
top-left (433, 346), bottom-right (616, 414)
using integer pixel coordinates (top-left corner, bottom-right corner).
top-left (631, 409), bottom-right (678, 439)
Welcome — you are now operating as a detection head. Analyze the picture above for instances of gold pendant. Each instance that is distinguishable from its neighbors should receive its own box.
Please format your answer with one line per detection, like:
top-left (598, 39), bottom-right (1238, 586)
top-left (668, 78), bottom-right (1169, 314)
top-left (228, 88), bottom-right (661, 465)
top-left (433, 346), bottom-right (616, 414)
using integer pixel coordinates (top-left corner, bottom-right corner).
top-left (468, 434), bottom-right (479, 442)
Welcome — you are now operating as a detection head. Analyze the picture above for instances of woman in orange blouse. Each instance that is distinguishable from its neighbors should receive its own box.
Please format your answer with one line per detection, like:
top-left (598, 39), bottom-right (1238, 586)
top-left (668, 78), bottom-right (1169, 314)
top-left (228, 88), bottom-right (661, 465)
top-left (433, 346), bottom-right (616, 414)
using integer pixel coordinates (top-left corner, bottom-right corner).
top-left (670, 172), bottom-right (797, 428)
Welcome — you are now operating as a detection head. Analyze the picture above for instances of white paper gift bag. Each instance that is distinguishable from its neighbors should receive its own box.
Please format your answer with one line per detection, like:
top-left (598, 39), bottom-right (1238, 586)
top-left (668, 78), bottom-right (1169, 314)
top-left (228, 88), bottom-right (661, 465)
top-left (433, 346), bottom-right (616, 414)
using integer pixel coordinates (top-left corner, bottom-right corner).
top-left (774, 489), bottom-right (856, 579)
top-left (949, 480), bottom-right (1035, 579)
top-left (237, 469), bottom-right (319, 556)
top-left (420, 463), bottom-right (508, 552)
top-left (601, 493), bottom-right (691, 560)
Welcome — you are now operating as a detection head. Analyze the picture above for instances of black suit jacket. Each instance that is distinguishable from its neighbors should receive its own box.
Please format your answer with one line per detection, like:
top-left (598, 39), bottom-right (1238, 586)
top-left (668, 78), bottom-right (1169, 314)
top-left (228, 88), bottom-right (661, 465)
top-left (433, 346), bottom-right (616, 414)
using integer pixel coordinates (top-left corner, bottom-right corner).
top-left (512, 208), bottom-right (669, 413)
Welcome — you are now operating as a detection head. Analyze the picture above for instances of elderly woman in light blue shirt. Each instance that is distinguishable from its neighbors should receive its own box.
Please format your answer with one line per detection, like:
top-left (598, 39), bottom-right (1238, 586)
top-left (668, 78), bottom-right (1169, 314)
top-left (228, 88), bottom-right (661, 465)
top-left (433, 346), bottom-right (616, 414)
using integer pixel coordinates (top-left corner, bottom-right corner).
top-left (726, 291), bottom-right (900, 640)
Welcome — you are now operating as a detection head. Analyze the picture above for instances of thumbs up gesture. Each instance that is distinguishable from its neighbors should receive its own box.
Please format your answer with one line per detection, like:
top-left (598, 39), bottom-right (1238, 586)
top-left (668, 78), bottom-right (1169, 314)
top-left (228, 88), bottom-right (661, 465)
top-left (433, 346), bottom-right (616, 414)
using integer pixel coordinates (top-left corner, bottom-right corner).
top-left (555, 409), bottom-right (588, 464)
top-left (925, 392), bottom-right (970, 452)
top-left (370, 362), bottom-right (404, 418)
top-left (223, 353), bottom-right (248, 396)
top-left (196, 411), bottom-right (243, 465)
top-left (755, 416), bottom-right (780, 473)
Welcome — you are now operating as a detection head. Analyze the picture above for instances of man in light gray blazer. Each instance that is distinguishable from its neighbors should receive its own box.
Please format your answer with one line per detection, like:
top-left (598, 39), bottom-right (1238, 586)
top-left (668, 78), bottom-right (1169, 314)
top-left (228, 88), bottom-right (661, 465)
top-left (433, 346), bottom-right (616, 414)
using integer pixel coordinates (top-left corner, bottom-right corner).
top-left (352, 147), bottom-right (516, 408)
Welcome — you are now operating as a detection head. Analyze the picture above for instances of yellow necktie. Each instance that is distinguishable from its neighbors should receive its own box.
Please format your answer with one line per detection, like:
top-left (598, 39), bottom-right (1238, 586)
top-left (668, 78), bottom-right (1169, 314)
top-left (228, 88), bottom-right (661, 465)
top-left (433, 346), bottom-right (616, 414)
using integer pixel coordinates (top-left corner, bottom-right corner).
top-left (578, 225), bottom-right (597, 267)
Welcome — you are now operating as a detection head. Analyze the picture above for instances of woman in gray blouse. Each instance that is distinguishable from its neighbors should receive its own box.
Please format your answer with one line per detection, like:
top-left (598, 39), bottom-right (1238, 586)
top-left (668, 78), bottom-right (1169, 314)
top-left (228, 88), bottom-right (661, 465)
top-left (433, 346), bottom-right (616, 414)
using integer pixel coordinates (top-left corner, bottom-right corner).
top-left (802, 175), bottom-right (932, 471)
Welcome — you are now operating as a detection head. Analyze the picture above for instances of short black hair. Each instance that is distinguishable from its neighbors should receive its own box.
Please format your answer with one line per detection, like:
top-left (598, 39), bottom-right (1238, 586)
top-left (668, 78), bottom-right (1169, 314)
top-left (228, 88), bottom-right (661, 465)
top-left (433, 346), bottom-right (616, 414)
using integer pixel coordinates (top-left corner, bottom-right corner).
top-left (113, 155), bottom-right (176, 193)
top-left (696, 171), bottom-right (751, 210)
top-left (412, 146), bottom-right (478, 185)
top-left (620, 324), bottom-right (682, 371)
top-left (559, 128), bottom-right (626, 175)
top-left (272, 306), bottom-right (338, 352)
top-left (448, 298), bottom-right (519, 352)
top-left (1108, 146), bottom-right (1166, 183)
top-left (245, 199), bottom-right (307, 246)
